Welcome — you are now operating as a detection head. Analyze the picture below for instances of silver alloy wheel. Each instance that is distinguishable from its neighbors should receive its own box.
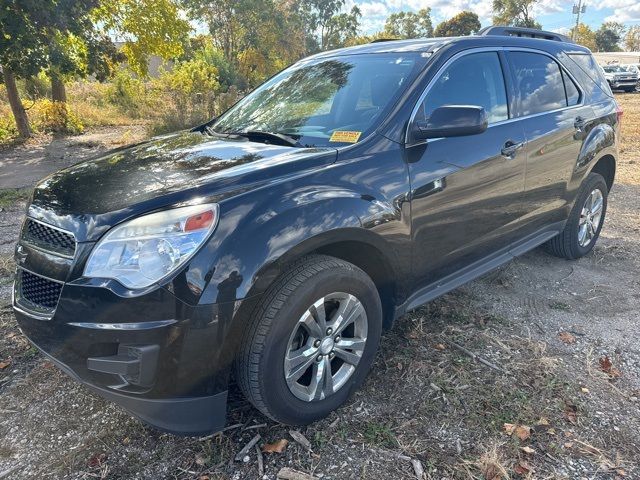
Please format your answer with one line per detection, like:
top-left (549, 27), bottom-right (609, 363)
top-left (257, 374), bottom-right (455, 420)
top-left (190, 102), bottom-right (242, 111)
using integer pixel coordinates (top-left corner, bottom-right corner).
top-left (284, 292), bottom-right (368, 402)
top-left (578, 188), bottom-right (604, 247)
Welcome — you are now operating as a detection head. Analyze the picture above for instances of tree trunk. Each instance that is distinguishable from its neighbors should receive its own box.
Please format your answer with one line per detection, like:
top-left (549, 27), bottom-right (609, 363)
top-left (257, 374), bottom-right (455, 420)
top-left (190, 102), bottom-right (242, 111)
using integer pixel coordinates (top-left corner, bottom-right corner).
top-left (2, 67), bottom-right (31, 138)
top-left (50, 71), bottom-right (67, 103)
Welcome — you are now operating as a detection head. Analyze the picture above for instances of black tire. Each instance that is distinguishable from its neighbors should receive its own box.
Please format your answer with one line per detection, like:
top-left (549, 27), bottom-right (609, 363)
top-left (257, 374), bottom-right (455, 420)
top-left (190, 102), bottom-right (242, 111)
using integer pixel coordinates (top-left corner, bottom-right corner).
top-left (624, 87), bottom-right (636, 93)
top-left (544, 172), bottom-right (608, 259)
top-left (234, 254), bottom-right (382, 425)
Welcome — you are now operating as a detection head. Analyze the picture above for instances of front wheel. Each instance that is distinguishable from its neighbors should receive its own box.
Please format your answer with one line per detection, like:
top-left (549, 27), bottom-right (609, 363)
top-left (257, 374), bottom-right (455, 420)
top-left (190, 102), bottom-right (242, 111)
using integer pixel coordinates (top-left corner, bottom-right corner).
top-left (234, 255), bottom-right (382, 425)
top-left (544, 172), bottom-right (608, 259)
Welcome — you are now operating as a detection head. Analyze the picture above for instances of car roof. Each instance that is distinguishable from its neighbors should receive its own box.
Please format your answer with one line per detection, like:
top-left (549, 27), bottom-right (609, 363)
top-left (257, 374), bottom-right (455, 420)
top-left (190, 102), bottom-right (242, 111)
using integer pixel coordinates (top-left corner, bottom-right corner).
top-left (308, 35), bottom-right (592, 60)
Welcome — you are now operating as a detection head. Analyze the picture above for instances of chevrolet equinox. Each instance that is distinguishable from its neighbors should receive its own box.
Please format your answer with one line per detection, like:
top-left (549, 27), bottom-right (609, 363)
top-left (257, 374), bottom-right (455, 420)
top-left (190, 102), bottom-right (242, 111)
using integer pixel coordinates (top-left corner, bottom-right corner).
top-left (13, 26), bottom-right (620, 434)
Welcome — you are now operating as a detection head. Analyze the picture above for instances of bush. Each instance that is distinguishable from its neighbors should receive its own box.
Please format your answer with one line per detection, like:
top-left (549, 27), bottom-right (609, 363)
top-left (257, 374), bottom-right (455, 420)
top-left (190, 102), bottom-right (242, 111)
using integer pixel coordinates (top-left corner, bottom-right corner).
top-left (105, 69), bottom-right (149, 118)
top-left (31, 100), bottom-right (84, 135)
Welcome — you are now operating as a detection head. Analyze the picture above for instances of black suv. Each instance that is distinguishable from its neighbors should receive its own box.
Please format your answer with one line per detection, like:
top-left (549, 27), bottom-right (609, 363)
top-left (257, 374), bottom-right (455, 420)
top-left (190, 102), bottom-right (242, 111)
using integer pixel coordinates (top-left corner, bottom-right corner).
top-left (14, 27), bottom-right (620, 434)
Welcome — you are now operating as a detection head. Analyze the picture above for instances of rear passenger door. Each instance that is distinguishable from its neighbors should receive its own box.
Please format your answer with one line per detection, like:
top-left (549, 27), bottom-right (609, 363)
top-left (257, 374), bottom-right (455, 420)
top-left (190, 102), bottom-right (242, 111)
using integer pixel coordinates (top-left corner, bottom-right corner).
top-left (505, 50), bottom-right (594, 233)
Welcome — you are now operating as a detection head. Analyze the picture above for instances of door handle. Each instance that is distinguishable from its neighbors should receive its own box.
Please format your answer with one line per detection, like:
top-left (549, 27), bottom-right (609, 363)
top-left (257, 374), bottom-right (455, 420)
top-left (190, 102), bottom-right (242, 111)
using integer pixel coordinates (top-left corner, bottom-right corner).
top-left (574, 116), bottom-right (587, 130)
top-left (501, 140), bottom-right (525, 159)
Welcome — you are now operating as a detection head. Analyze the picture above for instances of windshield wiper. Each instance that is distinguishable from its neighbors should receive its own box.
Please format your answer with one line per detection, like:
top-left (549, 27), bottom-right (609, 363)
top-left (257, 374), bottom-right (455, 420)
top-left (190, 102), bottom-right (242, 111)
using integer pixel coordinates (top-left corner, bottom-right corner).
top-left (205, 127), bottom-right (303, 148)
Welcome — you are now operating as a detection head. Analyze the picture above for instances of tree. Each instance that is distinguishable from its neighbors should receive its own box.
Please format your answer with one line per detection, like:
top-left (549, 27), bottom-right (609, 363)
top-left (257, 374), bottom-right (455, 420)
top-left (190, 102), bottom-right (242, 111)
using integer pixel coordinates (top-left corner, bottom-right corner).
top-left (383, 9), bottom-right (433, 39)
top-left (97, 0), bottom-right (191, 77)
top-left (0, 0), bottom-right (101, 138)
top-left (595, 22), bottom-right (625, 52)
top-left (625, 25), bottom-right (640, 51)
top-left (323, 6), bottom-right (361, 49)
top-left (434, 11), bottom-right (481, 37)
top-left (492, 0), bottom-right (541, 29)
top-left (297, 0), bottom-right (359, 50)
top-left (571, 23), bottom-right (597, 51)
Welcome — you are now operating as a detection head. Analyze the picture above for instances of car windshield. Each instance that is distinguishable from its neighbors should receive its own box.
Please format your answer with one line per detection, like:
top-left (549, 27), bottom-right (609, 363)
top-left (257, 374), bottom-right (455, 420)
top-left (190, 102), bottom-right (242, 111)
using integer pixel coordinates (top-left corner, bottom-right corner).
top-left (603, 66), bottom-right (624, 72)
top-left (211, 53), bottom-right (426, 148)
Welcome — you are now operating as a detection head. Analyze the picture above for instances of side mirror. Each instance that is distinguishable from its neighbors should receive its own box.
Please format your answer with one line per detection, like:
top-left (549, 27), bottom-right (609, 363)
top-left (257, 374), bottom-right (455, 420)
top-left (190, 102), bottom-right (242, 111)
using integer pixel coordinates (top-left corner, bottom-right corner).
top-left (412, 105), bottom-right (488, 140)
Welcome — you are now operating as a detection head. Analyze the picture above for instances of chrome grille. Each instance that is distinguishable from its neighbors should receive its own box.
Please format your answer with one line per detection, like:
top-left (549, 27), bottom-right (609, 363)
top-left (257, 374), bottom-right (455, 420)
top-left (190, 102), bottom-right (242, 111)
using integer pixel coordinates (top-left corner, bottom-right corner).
top-left (23, 219), bottom-right (76, 257)
top-left (18, 269), bottom-right (63, 311)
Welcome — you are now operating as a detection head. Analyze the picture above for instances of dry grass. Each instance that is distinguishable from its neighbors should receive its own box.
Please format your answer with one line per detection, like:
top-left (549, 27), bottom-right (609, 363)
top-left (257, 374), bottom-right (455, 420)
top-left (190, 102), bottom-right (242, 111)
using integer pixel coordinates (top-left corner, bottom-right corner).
top-left (615, 93), bottom-right (640, 185)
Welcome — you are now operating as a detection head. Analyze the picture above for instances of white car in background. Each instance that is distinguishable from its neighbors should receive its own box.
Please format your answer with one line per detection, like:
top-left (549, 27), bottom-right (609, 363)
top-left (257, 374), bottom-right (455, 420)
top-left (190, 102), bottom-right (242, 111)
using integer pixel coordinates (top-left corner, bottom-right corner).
top-left (601, 65), bottom-right (638, 92)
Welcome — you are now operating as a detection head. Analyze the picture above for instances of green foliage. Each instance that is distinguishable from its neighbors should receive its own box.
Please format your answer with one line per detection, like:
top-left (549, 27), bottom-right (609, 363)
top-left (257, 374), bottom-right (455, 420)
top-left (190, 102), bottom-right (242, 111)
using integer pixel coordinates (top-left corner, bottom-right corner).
top-left (96, 0), bottom-right (191, 77)
top-left (434, 11), bottom-right (481, 37)
top-left (105, 70), bottom-right (149, 117)
top-left (31, 100), bottom-right (84, 135)
top-left (595, 22), bottom-right (625, 52)
top-left (383, 9), bottom-right (433, 39)
top-left (492, 0), bottom-right (541, 29)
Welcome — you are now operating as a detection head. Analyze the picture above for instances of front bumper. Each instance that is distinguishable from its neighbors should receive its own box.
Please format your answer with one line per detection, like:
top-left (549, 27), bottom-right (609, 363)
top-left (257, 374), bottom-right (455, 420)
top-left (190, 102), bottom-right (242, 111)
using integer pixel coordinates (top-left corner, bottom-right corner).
top-left (13, 282), bottom-right (244, 435)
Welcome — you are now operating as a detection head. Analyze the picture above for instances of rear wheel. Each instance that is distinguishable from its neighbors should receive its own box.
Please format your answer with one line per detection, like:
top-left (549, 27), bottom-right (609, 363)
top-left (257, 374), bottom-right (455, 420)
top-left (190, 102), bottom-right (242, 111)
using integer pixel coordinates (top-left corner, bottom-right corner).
top-left (544, 172), bottom-right (608, 259)
top-left (234, 255), bottom-right (382, 425)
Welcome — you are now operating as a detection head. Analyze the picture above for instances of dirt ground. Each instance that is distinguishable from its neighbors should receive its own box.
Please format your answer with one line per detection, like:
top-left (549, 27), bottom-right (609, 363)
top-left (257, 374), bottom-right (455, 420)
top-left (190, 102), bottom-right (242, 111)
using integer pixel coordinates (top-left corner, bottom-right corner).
top-left (0, 94), bottom-right (639, 480)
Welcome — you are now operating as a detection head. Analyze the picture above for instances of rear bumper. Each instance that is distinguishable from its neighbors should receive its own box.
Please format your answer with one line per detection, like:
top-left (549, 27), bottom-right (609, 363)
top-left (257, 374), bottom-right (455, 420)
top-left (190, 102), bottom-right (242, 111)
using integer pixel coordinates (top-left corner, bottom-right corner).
top-left (13, 282), bottom-right (248, 435)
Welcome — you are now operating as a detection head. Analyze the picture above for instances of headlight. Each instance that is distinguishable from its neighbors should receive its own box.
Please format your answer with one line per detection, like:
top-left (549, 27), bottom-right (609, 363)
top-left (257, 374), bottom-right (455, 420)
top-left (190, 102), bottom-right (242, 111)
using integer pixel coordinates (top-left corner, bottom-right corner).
top-left (84, 203), bottom-right (219, 289)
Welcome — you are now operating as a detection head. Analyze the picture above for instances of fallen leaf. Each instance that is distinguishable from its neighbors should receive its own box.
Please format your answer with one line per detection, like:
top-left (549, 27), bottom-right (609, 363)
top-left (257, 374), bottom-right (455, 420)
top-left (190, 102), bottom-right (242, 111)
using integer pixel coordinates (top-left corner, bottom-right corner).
top-left (289, 430), bottom-right (312, 450)
top-left (262, 439), bottom-right (288, 454)
top-left (514, 425), bottom-right (531, 441)
top-left (564, 401), bottom-right (578, 424)
top-left (87, 453), bottom-right (107, 468)
top-left (547, 428), bottom-right (557, 435)
top-left (195, 453), bottom-right (208, 466)
top-left (564, 442), bottom-right (574, 448)
top-left (434, 343), bottom-right (447, 351)
top-left (514, 460), bottom-right (532, 475)
top-left (599, 356), bottom-right (622, 378)
top-left (0, 361), bottom-right (10, 370)
top-left (581, 387), bottom-right (590, 393)
top-left (199, 476), bottom-right (210, 480)
top-left (503, 423), bottom-right (516, 435)
top-left (558, 332), bottom-right (576, 344)
top-left (520, 446), bottom-right (535, 454)
top-left (536, 417), bottom-right (550, 426)
top-left (616, 468), bottom-right (626, 477)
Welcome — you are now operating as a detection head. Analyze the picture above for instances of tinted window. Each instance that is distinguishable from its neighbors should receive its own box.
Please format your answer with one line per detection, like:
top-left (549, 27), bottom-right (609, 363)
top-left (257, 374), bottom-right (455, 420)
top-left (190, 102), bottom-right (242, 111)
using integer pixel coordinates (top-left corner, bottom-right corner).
top-left (510, 52), bottom-right (567, 116)
top-left (563, 70), bottom-right (580, 106)
top-left (567, 53), bottom-right (613, 97)
top-left (419, 52), bottom-right (508, 124)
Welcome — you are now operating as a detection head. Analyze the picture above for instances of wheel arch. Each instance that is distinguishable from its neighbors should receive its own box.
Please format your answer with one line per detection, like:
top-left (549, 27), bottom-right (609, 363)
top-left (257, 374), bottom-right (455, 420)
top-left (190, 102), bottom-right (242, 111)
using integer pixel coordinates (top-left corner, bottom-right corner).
top-left (248, 229), bottom-right (401, 330)
top-left (589, 153), bottom-right (616, 191)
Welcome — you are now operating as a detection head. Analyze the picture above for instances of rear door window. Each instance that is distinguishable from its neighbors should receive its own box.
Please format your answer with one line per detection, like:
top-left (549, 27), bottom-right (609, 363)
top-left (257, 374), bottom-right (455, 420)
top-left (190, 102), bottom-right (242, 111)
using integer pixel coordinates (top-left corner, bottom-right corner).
top-left (562, 70), bottom-right (581, 106)
top-left (508, 51), bottom-right (567, 116)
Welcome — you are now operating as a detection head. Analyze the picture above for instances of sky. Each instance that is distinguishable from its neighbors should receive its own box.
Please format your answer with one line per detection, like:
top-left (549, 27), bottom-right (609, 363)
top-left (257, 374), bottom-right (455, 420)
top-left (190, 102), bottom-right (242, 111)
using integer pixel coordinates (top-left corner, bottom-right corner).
top-left (346, 0), bottom-right (640, 35)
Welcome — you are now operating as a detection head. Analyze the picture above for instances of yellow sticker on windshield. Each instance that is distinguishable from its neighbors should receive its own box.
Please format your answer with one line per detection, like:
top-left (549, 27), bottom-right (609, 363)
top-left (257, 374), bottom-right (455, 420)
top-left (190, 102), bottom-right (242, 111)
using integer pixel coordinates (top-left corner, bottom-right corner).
top-left (330, 131), bottom-right (362, 143)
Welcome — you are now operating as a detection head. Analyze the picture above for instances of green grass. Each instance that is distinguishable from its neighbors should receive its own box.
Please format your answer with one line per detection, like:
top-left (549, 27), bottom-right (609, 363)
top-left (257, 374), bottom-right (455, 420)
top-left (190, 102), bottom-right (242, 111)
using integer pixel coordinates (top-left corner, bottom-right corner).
top-left (0, 188), bottom-right (31, 209)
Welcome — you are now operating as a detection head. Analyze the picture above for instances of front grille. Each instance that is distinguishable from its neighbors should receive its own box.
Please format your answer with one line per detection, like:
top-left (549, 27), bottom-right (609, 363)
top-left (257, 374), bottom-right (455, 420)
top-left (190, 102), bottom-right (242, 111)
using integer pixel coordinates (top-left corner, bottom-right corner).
top-left (23, 219), bottom-right (76, 257)
top-left (19, 269), bottom-right (63, 311)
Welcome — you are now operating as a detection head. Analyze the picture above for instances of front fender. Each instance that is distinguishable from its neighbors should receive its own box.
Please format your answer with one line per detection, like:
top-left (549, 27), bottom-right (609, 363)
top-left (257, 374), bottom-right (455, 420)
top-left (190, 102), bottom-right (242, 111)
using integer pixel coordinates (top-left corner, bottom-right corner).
top-left (175, 183), bottom-right (406, 307)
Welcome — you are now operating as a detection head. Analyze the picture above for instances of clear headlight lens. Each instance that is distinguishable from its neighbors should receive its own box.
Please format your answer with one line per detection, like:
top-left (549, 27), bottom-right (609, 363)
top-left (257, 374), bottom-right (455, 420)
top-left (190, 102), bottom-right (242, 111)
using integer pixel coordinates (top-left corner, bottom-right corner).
top-left (84, 203), bottom-right (219, 289)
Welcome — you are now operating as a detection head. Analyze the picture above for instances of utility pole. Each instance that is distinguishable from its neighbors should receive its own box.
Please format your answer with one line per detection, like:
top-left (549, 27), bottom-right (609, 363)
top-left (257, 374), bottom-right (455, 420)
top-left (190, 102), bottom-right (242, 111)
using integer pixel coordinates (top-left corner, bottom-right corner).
top-left (572, 0), bottom-right (586, 40)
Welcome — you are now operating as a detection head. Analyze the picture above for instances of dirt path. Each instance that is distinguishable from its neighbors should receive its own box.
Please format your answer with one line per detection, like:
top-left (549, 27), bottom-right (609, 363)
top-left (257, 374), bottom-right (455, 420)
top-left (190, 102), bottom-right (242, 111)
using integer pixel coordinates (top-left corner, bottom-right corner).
top-left (0, 98), bottom-right (638, 479)
top-left (0, 126), bottom-right (147, 189)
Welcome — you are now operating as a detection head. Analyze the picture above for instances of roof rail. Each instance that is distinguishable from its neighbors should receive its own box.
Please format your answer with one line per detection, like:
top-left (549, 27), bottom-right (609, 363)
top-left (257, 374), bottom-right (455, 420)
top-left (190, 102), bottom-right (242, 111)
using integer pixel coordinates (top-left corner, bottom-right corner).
top-left (370, 38), bottom-right (401, 43)
top-left (478, 26), bottom-right (574, 43)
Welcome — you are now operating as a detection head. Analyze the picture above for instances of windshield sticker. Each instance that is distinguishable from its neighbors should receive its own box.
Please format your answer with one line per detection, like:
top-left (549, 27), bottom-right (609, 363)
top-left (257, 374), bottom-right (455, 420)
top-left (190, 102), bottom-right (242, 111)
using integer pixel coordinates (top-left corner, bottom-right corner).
top-left (330, 131), bottom-right (362, 143)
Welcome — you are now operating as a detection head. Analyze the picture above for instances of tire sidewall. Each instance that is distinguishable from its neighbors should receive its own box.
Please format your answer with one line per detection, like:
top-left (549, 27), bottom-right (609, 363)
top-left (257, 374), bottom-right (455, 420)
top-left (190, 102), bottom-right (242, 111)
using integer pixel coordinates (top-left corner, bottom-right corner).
top-left (257, 265), bottom-right (382, 425)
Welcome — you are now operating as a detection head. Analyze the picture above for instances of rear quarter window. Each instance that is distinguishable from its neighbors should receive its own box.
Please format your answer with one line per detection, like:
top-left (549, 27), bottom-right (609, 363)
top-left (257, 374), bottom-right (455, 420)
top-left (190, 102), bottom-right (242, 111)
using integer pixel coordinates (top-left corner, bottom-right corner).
top-left (566, 53), bottom-right (613, 98)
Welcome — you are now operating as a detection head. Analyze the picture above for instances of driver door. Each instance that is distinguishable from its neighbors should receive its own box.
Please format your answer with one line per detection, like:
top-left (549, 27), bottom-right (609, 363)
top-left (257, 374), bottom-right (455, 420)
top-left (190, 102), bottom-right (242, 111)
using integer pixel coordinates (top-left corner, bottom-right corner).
top-left (406, 50), bottom-right (528, 289)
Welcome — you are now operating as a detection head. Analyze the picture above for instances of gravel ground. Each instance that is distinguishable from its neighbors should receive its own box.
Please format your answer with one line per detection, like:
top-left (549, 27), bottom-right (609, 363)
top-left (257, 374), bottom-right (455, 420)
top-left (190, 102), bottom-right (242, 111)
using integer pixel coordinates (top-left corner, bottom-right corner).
top-left (0, 95), bottom-right (638, 479)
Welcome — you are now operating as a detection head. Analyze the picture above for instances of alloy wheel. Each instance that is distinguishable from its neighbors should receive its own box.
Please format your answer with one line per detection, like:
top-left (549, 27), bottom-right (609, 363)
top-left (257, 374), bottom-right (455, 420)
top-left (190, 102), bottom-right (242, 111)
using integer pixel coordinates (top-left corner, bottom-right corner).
top-left (284, 292), bottom-right (368, 402)
top-left (578, 188), bottom-right (604, 248)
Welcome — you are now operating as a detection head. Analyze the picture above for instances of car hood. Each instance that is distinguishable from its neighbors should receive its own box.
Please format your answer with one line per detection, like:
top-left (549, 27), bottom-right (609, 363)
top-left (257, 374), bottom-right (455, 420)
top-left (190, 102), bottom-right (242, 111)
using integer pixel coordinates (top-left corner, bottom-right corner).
top-left (28, 131), bottom-right (336, 241)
